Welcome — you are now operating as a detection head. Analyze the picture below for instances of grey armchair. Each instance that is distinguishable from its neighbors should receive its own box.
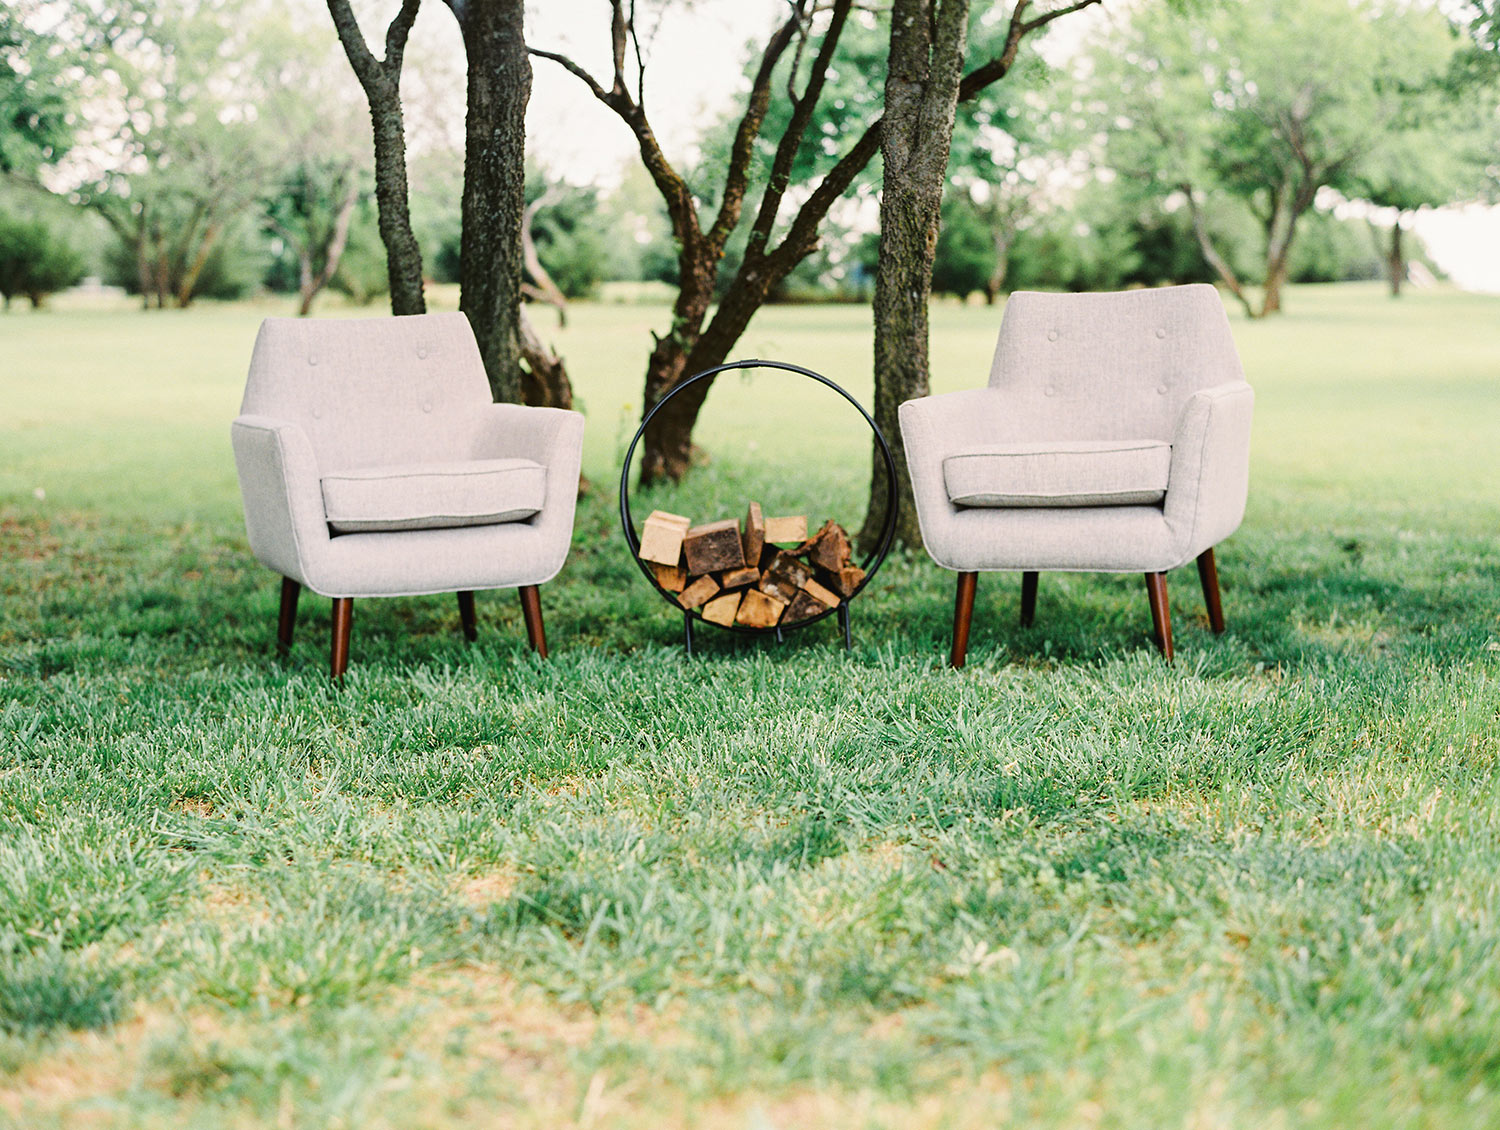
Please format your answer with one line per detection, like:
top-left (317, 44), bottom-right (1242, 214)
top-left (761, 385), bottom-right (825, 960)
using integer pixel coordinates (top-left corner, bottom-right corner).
top-left (231, 313), bottom-right (585, 676)
top-left (899, 284), bottom-right (1253, 664)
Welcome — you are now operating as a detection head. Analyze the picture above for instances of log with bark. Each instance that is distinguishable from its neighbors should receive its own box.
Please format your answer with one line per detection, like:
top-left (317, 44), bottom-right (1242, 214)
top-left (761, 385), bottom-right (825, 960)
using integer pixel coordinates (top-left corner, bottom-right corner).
top-left (636, 503), bottom-right (863, 631)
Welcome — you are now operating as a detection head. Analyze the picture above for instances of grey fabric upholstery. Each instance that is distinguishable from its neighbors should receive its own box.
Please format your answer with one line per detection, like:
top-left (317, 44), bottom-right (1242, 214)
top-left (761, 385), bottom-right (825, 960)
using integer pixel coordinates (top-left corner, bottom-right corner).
top-left (321, 458), bottom-right (546, 533)
top-left (231, 313), bottom-right (585, 598)
top-left (943, 439), bottom-right (1171, 508)
top-left (900, 285), bottom-right (1253, 574)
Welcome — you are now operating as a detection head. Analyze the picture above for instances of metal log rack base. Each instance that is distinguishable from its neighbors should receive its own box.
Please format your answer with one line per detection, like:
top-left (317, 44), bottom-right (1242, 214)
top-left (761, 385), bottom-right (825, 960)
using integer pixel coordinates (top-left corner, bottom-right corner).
top-left (619, 359), bottom-right (899, 656)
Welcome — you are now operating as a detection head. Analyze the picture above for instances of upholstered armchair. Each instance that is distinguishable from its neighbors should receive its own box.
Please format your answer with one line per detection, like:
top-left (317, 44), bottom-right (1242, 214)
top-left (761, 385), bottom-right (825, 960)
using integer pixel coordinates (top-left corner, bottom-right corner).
top-left (899, 284), bottom-right (1253, 665)
top-left (231, 313), bottom-right (585, 677)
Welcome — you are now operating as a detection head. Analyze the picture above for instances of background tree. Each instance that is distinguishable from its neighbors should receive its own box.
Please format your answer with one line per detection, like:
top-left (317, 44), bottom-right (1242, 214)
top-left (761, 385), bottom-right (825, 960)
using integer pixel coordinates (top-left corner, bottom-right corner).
top-left (1091, 0), bottom-right (1471, 317)
top-left (263, 159), bottom-right (364, 316)
top-left (861, 0), bottom-right (1104, 552)
top-left (327, 0), bottom-right (426, 316)
top-left (0, 213), bottom-right (83, 308)
top-left (51, 1), bottom-right (280, 308)
top-left (0, 2), bottom-right (73, 177)
top-left (440, 0), bottom-right (529, 403)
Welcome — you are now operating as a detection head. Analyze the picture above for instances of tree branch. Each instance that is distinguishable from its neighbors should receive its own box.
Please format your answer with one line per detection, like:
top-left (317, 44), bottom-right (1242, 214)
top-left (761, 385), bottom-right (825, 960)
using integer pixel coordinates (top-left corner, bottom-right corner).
top-left (528, 48), bottom-right (615, 105)
top-left (706, 4), bottom-right (807, 249)
top-left (1020, 0), bottom-right (1100, 35)
top-left (744, 0), bottom-right (853, 259)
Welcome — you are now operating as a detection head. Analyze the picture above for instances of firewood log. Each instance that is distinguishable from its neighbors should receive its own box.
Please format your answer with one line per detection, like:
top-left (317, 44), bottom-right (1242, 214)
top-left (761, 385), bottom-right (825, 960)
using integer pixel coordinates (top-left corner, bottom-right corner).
top-left (649, 562), bottom-right (687, 593)
top-left (796, 519), bottom-right (852, 573)
top-left (801, 578), bottom-right (841, 608)
top-left (700, 591), bottom-right (741, 626)
top-left (764, 550), bottom-right (813, 590)
top-left (684, 519), bottom-right (746, 575)
top-left (639, 510), bottom-right (691, 566)
top-left (678, 574), bottom-right (720, 610)
top-left (742, 501), bottom-right (765, 567)
top-left (763, 515), bottom-right (807, 545)
top-left (827, 564), bottom-right (866, 598)
top-left (736, 588), bottom-right (786, 628)
top-left (783, 589), bottom-right (828, 623)
top-left (719, 565), bottom-right (760, 589)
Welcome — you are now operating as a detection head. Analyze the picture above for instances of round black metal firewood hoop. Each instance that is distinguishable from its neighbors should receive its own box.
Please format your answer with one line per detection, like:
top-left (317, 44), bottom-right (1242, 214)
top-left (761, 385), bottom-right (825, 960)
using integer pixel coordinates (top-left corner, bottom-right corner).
top-left (618, 359), bottom-right (899, 653)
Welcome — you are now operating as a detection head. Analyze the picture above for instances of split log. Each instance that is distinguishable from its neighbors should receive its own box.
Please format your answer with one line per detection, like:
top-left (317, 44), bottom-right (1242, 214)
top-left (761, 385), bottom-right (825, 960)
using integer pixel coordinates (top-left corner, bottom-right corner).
top-left (736, 588), bottom-right (787, 629)
top-left (649, 562), bottom-right (687, 593)
top-left (678, 574), bottom-right (720, 610)
top-left (758, 574), bottom-right (798, 603)
top-left (684, 519), bottom-right (746, 575)
top-left (742, 501), bottom-right (766, 567)
top-left (827, 564), bottom-right (866, 598)
top-left (796, 520), bottom-right (852, 573)
top-left (764, 515), bottom-right (807, 545)
top-left (719, 565), bottom-right (760, 589)
top-left (801, 578), bottom-right (841, 608)
top-left (784, 589), bottom-right (830, 623)
top-left (701, 591), bottom-right (742, 626)
top-left (640, 511), bottom-right (691, 567)
top-left (764, 550), bottom-right (813, 590)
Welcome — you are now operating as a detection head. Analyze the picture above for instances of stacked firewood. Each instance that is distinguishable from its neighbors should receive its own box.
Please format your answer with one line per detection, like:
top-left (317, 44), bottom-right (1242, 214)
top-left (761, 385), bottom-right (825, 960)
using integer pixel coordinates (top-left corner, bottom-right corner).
top-left (637, 502), bottom-right (866, 628)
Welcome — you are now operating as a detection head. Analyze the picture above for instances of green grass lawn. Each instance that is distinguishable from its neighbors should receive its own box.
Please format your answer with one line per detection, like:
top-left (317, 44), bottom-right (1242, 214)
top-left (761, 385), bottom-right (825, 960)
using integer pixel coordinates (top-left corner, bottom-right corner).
top-left (1, 283), bottom-right (1499, 1128)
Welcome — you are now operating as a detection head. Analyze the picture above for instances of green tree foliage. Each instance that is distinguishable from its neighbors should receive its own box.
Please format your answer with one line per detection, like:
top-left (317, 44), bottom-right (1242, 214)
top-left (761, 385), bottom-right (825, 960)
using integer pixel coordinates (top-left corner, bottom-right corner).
top-left (0, 3), bottom-right (72, 176)
top-left (1089, 0), bottom-right (1477, 316)
top-left (0, 213), bottom-right (83, 307)
top-left (527, 184), bottom-right (608, 300)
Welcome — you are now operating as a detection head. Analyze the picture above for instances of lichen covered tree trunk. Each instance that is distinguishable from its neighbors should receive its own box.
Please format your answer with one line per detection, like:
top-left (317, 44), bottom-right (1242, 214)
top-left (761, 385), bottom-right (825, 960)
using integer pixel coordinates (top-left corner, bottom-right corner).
top-left (450, 0), bottom-right (529, 403)
top-left (858, 0), bottom-right (969, 553)
top-left (327, 0), bottom-right (426, 317)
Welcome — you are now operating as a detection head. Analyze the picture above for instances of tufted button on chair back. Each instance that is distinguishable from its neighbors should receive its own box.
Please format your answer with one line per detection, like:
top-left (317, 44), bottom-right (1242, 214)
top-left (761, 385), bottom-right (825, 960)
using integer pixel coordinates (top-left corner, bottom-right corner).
top-left (240, 313), bottom-right (491, 471)
top-left (987, 284), bottom-right (1244, 441)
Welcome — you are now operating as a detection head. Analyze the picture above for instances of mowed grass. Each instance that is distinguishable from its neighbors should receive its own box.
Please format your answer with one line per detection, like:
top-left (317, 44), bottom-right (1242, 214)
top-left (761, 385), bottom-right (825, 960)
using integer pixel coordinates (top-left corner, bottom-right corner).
top-left (1, 282), bottom-right (1499, 1128)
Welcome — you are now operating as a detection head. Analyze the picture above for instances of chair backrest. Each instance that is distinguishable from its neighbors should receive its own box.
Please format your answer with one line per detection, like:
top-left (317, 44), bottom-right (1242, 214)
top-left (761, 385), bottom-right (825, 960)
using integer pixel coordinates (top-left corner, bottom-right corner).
top-left (987, 284), bottom-right (1244, 440)
top-left (240, 313), bottom-right (492, 470)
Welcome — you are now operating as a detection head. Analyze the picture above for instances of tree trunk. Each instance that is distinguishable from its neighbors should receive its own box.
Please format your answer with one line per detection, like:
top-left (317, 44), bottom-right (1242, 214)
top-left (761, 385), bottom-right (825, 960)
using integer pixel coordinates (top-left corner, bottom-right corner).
top-left (451, 0), bottom-right (530, 403)
top-left (298, 175), bottom-right (360, 316)
top-left (1186, 189), bottom-right (1255, 319)
top-left (327, 0), bottom-right (426, 317)
top-left (367, 82), bottom-right (426, 316)
top-left (176, 221), bottom-right (222, 308)
top-left (983, 226), bottom-right (1012, 305)
top-left (522, 188), bottom-right (569, 327)
top-left (518, 306), bottom-right (572, 409)
top-left (858, 0), bottom-right (969, 553)
top-left (1387, 215), bottom-right (1405, 298)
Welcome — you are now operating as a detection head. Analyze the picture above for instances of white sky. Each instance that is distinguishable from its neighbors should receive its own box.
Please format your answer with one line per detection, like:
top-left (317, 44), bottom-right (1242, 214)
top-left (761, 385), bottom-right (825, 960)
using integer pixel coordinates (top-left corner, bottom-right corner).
top-left (394, 1), bottom-right (1498, 290)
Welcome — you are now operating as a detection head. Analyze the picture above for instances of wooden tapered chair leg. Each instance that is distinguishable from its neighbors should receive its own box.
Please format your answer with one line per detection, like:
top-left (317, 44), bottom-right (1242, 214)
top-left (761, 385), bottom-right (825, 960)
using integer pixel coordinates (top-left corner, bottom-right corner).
top-left (1020, 571), bottom-right (1039, 627)
top-left (1144, 572), bottom-right (1173, 662)
top-left (457, 590), bottom-right (478, 643)
top-left (951, 571), bottom-right (977, 669)
top-left (1196, 548), bottom-right (1226, 634)
top-left (277, 577), bottom-right (300, 658)
top-left (330, 597), bottom-right (353, 680)
top-left (518, 585), bottom-right (548, 658)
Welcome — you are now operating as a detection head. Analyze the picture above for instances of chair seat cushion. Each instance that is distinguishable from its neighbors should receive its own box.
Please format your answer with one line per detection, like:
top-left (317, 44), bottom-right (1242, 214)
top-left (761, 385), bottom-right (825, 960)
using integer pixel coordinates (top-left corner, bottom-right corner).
top-left (321, 458), bottom-right (546, 533)
top-left (943, 439), bottom-right (1171, 508)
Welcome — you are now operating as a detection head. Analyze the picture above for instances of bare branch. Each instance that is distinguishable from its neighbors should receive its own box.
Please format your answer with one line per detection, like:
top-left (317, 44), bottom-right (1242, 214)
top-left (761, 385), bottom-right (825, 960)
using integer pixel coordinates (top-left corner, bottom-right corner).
top-left (529, 47), bottom-right (615, 105)
top-left (384, 0), bottom-right (422, 70)
top-left (706, 5), bottom-right (807, 248)
top-left (745, 0), bottom-right (854, 258)
top-left (1019, 0), bottom-right (1100, 35)
top-left (611, 0), bottom-right (630, 98)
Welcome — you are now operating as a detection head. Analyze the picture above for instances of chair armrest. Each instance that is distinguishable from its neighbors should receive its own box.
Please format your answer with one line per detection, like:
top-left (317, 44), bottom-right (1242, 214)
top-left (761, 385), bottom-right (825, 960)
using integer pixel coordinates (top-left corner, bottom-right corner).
top-left (230, 415), bottom-right (330, 582)
top-left (471, 404), bottom-right (586, 567)
top-left (1163, 380), bottom-right (1254, 553)
top-left (898, 389), bottom-right (1021, 556)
